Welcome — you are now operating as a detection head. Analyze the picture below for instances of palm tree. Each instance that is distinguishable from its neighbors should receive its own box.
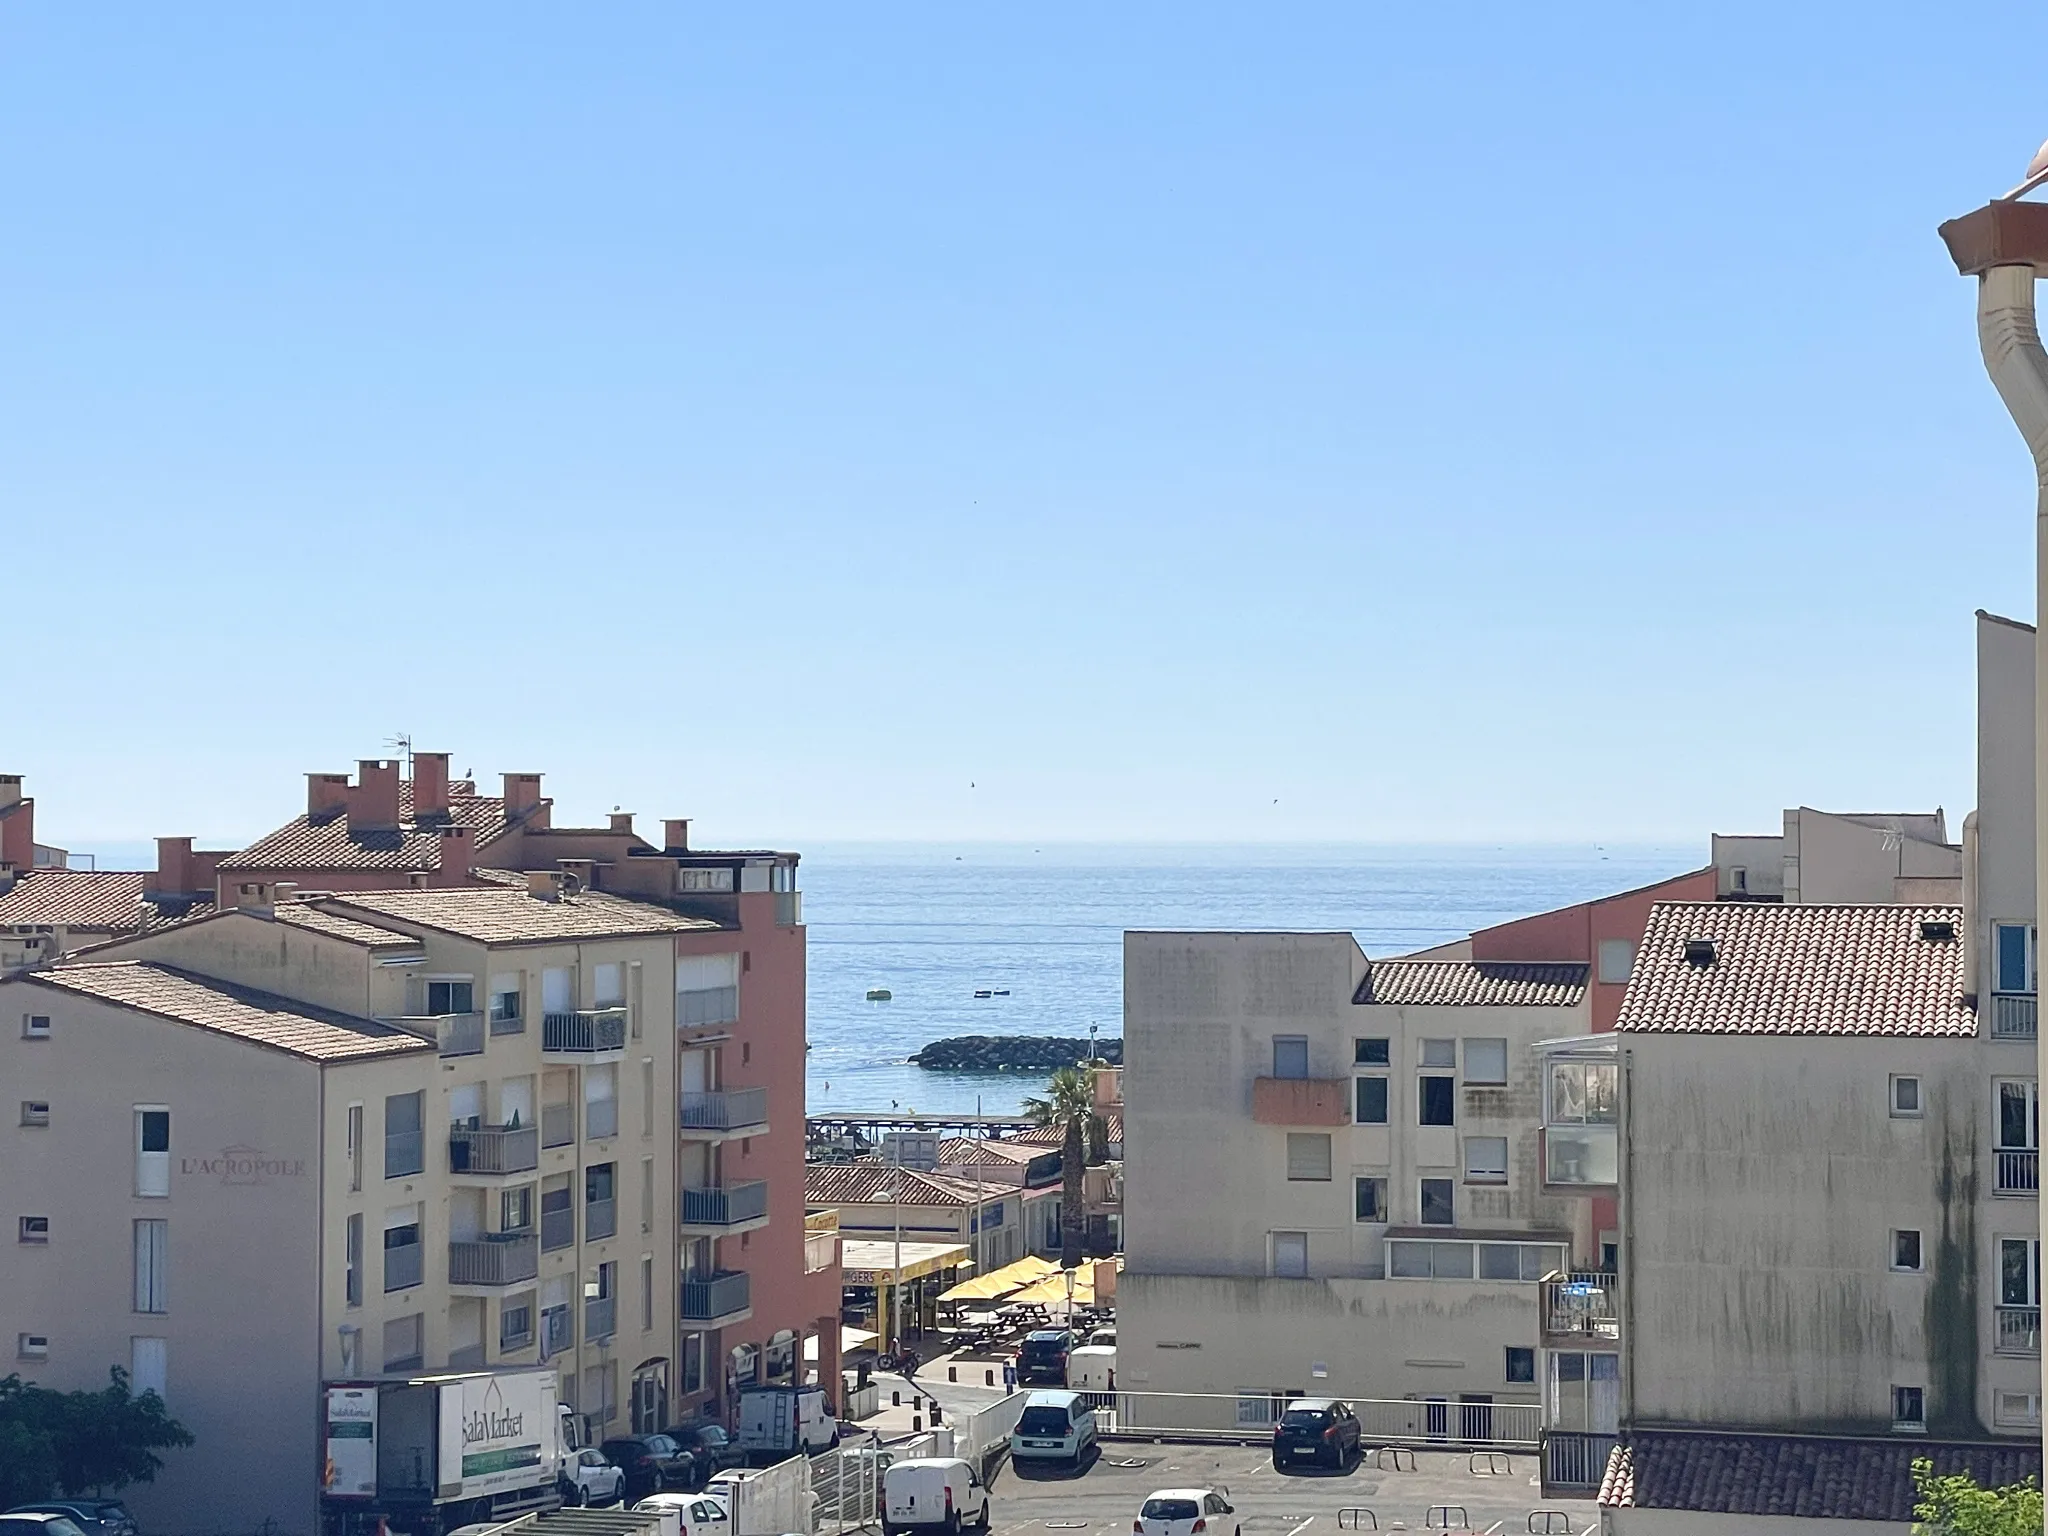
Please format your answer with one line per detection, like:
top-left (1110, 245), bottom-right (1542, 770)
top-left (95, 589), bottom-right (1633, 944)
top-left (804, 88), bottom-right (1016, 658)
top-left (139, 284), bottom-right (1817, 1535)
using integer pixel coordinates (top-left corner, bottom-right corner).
top-left (1022, 1064), bottom-right (1105, 1269)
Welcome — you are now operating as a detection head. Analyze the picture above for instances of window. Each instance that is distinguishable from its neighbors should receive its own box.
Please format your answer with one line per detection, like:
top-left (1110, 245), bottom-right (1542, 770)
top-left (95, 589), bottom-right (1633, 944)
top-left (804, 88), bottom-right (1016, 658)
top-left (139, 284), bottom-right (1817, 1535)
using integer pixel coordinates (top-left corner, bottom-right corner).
top-left (1892, 1385), bottom-right (1925, 1431)
top-left (426, 978), bottom-right (474, 1016)
top-left (1419, 1075), bottom-right (1455, 1126)
top-left (384, 1091), bottom-right (424, 1178)
top-left (383, 1207), bottom-right (423, 1292)
top-left (1272, 1232), bottom-right (1308, 1278)
top-left (489, 972), bottom-right (523, 1033)
top-left (1997, 923), bottom-right (2038, 994)
top-left (1354, 1176), bottom-right (1388, 1222)
top-left (502, 1185), bottom-right (534, 1232)
top-left (677, 955), bottom-right (740, 1028)
top-left (679, 867), bottom-right (734, 893)
top-left (586, 1163), bottom-right (617, 1240)
top-left (640, 1156), bottom-right (654, 1233)
top-left (1548, 1352), bottom-right (1620, 1433)
top-left (19, 1216), bottom-right (49, 1244)
top-left (2000, 1237), bottom-right (2041, 1308)
top-left (133, 1220), bottom-right (167, 1311)
top-left (135, 1107), bottom-right (170, 1198)
top-left (20, 1101), bottom-right (49, 1127)
top-left (345, 1215), bottom-right (363, 1308)
top-left (585, 1065), bottom-right (618, 1139)
top-left (1596, 939), bottom-right (1636, 985)
top-left (641, 1060), bottom-right (655, 1138)
top-left (1890, 1076), bottom-right (1922, 1117)
top-left (1355, 1076), bottom-right (1389, 1124)
top-left (17, 1334), bottom-right (49, 1360)
top-left (383, 1314), bottom-right (424, 1373)
top-left (1355, 1038), bottom-right (1390, 1066)
top-left (594, 963), bottom-right (625, 1007)
top-left (1285, 1133), bottom-right (1332, 1181)
top-left (642, 1255), bottom-right (655, 1333)
top-left (1996, 1390), bottom-right (2043, 1429)
top-left (1420, 1178), bottom-right (1455, 1226)
top-left (129, 1337), bottom-right (167, 1401)
top-left (345, 1104), bottom-right (363, 1192)
top-left (1998, 1080), bottom-right (2039, 1151)
top-left (1420, 1038), bottom-right (1455, 1069)
top-left (502, 1295), bottom-right (535, 1352)
top-left (1892, 1230), bottom-right (1923, 1272)
top-left (1272, 1037), bottom-right (1309, 1080)
top-left (1505, 1347), bottom-right (1535, 1384)
top-left (1464, 1136), bottom-right (1509, 1185)
top-left (1548, 1062), bottom-right (1618, 1124)
top-left (23, 1014), bottom-right (50, 1039)
top-left (1464, 1039), bottom-right (1508, 1086)
top-left (542, 967), bottom-right (574, 1016)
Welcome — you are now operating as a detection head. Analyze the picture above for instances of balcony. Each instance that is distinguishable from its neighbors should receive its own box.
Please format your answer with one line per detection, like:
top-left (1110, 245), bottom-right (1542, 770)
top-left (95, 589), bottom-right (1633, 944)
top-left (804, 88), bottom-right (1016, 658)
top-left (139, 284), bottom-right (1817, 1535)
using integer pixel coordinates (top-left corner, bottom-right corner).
top-left (1997, 1306), bottom-right (2041, 1358)
top-left (384, 1241), bottom-right (424, 1293)
top-left (1997, 1148), bottom-right (2039, 1196)
top-left (1545, 1126), bottom-right (1620, 1187)
top-left (386, 1012), bottom-right (485, 1058)
top-left (449, 1125), bottom-right (539, 1177)
top-left (1994, 993), bottom-right (2038, 1039)
top-left (585, 1295), bottom-right (617, 1342)
top-left (680, 1180), bottom-right (770, 1235)
top-left (585, 1198), bottom-right (617, 1242)
top-left (679, 1087), bottom-right (770, 1140)
top-left (542, 1008), bottom-right (628, 1061)
top-left (774, 890), bottom-right (803, 927)
top-left (448, 1233), bottom-right (539, 1288)
top-left (680, 1270), bottom-right (753, 1326)
top-left (1543, 1431), bottom-right (1621, 1494)
top-left (1251, 1076), bottom-right (1349, 1126)
top-left (1542, 1271), bottom-right (1621, 1342)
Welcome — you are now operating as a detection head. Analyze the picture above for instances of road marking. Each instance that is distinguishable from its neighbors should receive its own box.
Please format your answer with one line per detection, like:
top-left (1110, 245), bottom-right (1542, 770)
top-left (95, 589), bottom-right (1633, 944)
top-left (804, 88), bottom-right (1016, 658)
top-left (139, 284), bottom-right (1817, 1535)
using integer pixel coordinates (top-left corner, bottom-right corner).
top-left (1284, 1519), bottom-right (1316, 1536)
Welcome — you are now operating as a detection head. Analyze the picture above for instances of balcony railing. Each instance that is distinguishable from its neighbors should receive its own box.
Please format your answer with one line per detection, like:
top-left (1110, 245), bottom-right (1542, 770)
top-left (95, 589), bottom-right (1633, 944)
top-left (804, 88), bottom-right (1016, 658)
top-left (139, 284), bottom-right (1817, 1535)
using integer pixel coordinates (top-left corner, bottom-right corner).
top-left (542, 1008), bottom-right (628, 1055)
top-left (804, 1230), bottom-right (839, 1274)
top-left (1997, 1306), bottom-right (2041, 1357)
top-left (1994, 993), bottom-right (2039, 1039)
top-left (541, 1305), bottom-right (573, 1357)
top-left (585, 1295), bottom-right (617, 1342)
top-left (1543, 1430), bottom-right (1621, 1492)
top-left (386, 1012), bottom-right (486, 1057)
top-left (585, 1197), bottom-right (617, 1242)
top-left (384, 1131), bottom-right (425, 1179)
top-left (448, 1233), bottom-right (539, 1287)
top-left (680, 1087), bottom-right (769, 1134)
top-left (1542, 1271), bottom-right (1621, 1340)
top-left (1998, 1148), bottom-right (2039, 1195)
top-left (383, 1241), bottom-right (423, 1293)
top-left (681, 1180), bottom-right (769, 1228)
top-left (449, 1125), bottom-right (539, 1175)
top-left (774, 890), bottom-right (802, 927)
top-left (681, 1270), bottom-right (752, 1322)
top-left (541, 1103), bottom-right (575, 1149)
top-left (541, 1206), bottom-right (575, 1252)
top-left (449, 1344), bottom-right (487, 1371)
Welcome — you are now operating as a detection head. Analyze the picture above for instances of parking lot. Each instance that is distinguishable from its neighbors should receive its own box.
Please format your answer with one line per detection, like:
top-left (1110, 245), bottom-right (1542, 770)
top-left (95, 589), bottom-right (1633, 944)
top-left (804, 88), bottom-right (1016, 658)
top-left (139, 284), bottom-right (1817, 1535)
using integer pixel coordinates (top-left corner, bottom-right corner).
top-left (981, 1443), bottom-right (1592, 1536)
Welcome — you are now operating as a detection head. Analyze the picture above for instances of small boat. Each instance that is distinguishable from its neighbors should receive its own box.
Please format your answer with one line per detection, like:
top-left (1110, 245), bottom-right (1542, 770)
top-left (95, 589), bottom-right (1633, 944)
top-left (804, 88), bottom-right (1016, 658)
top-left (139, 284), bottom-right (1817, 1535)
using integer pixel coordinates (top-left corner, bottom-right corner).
top-left (865, 988), bottom-right (893, 1002)
top-left (992, 989), bottom-right (1010, 997)
top-left (973, 989), bottom-right (993, 999)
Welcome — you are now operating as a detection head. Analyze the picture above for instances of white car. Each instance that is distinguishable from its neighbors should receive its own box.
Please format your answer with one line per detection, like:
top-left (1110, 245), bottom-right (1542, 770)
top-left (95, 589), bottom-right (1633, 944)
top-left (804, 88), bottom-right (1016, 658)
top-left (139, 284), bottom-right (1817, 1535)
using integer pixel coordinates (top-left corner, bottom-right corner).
top-left (633, 1492), bottom-right (731, 1536)
top-left (1135, 1487), bottom-right (1238, 1536)
top-left (563, 1447), bottom-right (627, 1506)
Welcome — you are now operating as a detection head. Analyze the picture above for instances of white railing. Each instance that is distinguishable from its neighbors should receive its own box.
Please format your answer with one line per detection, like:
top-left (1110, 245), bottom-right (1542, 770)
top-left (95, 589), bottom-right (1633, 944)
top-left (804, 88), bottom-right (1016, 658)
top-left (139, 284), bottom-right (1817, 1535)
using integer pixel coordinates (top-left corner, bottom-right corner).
top-left (1082, 1391), bottom-right (1539, 1448)
top-left (1998, 1148), bottom-right (2039, 1195)
top-left (957, 1391), bottom-right (1028, 1468)
top-left (1994, 993), bottom-right (2039, 1039)
top-left (1997, 1305), bottom-right (2041, 1357)
top-left (805, 1230), bottom-right (839, 1274)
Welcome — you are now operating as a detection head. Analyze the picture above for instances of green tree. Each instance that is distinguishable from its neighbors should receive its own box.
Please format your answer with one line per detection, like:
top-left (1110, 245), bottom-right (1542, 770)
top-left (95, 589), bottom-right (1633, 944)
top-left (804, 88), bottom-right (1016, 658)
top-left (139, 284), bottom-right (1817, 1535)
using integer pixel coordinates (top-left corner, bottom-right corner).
top-left (0, 1369), bottom-right (194, 1504)
top-left (1913, 1458), bottom-right (2044, 1536)
top-left (1022, 1064), bottom-right (1105, 1269)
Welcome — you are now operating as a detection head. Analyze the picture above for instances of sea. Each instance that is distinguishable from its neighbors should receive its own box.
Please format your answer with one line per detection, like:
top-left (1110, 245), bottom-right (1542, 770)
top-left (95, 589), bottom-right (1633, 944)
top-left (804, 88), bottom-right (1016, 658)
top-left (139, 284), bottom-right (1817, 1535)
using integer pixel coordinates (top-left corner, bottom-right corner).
top-left (801, 842), bottom-right (1695, 1116)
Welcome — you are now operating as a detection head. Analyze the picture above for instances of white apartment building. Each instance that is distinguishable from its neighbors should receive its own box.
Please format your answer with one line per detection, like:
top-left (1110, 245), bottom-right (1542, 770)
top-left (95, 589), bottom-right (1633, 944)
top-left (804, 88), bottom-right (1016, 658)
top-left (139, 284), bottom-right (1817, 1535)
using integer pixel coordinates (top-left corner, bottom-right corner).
top-left (1121, 932), bottom-right (1602, 1435)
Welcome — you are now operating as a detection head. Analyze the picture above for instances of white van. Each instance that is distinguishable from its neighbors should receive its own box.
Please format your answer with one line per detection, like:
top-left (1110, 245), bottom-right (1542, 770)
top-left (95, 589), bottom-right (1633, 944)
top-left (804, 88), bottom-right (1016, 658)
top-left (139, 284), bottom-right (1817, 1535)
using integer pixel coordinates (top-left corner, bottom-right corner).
top-left (881, 1456), bottom-right (990, 1535)
top-left (735, 1384), bottom-right (838, 1456)
top-left (1008, 1389), bottom-right (1098, 1469)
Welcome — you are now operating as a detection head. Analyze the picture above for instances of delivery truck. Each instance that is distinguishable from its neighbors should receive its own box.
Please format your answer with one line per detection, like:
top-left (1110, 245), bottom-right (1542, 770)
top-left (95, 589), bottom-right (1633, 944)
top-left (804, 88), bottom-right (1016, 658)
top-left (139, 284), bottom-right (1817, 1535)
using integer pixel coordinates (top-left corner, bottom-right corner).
top-left (321, 1368), bottom-right (571, 1536)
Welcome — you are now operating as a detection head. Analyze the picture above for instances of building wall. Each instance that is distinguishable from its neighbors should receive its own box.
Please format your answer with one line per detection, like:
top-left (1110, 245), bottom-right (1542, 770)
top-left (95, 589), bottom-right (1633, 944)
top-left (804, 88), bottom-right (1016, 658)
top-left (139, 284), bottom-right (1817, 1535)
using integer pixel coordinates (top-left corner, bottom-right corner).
top-left (1607, 1510), bottom-right (1906, 1536)
top-left (0, 980), bottom-right (330, 1536)
top-left (1977, 612), bottom-right (2036, 997)
top-left (1785, 810), bottom-right (1959, 907)
top-left (91, 911), bottom-right (403, 1018)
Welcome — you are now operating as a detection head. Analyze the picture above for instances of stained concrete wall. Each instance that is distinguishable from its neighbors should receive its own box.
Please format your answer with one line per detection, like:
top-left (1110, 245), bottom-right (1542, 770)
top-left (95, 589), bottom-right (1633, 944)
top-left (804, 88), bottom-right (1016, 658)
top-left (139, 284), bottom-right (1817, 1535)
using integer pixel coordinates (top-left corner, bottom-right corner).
top-left (1607, 1510), bottom-right (1906, 1536)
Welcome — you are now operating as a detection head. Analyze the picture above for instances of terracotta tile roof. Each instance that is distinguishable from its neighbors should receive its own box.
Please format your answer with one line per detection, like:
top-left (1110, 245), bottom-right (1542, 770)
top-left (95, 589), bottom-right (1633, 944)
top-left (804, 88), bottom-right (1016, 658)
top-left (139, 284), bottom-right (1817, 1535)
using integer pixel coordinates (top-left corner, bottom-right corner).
top-left (1354, 961), bottom-right (1587, 1007)
top-left (217, 785), bottom-right (512, 873)
top-left (1615, 902), bottom-right (1974, 1037)
top-left (22, 962), bottom-right (432, 1062)
top-left (271, 903), bottom-right (422, 949)
top-left (1600, 1432), bottom-right (2043, 1521)
top-left (938, 1138), bottom-right (1046, 1165)
top-left (1012, 1113), bottom-right (1122, 1147)
top-left (804, 1164), bottom-right (1005, 1209)
top-left (319, 886), bottom-right (716, 945)
top-left (0, 870), bottom-right (213, 931)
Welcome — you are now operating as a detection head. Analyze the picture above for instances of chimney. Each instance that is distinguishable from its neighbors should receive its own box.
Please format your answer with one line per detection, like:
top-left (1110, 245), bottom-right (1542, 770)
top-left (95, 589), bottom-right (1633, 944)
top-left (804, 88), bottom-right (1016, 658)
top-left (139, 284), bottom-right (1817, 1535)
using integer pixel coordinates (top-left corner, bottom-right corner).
top-left (503, 773), bottom-right (543, 818)
top-left (0, 781), bottom-right (32, 872)
top-left (434, 824), bottom-right (474, 886)
top-left (274, 881), bottom-right (301, 905)
top-left (664, 819), bottom-right (691, 853)
top-left (154, 837), bottom-right (194, 898)
top-left (413, 752), bottom-right (451, 820)
top-left (232, 878), bottom-right (274, 913)
top-left (609, 812), bottom-right (634, 836)
top-left (557, 858), bottom-right (597, 894)
top-left (346, 760), bottom-right (402, 832)
top-left (191, 849), bottom-right (225, 896)
top-left (307, 773), bottom-right (350, 819)
top-left (0, 774), bottom-right (21, 810)
top-left (526, 869), bottom-right (561, 901)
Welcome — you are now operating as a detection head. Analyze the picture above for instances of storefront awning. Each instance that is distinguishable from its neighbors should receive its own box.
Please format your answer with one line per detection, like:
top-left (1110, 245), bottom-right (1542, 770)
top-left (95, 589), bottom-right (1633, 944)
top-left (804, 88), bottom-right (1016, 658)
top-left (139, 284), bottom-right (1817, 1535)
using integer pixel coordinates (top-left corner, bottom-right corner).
top-left (839, 1239), bottom-right (969, 1286)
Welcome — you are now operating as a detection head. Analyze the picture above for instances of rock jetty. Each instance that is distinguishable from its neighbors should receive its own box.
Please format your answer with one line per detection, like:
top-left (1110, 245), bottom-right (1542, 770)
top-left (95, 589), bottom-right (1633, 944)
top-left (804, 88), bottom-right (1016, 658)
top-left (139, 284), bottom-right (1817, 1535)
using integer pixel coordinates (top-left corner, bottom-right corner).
top-left (910, 1035), bottom-right (1124, 1071)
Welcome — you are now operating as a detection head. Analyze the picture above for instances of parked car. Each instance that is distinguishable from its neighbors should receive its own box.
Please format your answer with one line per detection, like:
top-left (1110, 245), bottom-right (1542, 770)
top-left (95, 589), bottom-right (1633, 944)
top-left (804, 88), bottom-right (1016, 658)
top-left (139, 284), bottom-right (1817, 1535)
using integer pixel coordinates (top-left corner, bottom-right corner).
top-left (633, 1493), bottom-right (730, 1536)
top-left (4, 1506), bottom-right (133, 1536)
top-left (1270, 1398), bottom-right (1362, 1471)
top-left (1015, 1328), bottom-right (1074, 1386)
top-left (0, 1516), bottom-right (88, 1536)
top-left (1087, 1326), bottom-right (1116, 1347)
top-left (881, 1456), bottom-right (989, 1534)
top-left (602, 1433), bottom-right (695, 1498)
top-left (666, 1421), bottom-right (747, 1485)
top-left (561, 1447), bottom-right (627, 1506)
top-left (1008, 1389), bottom-right (1098, 1470)
top-left (1136, 1488), bottom-right (1237, 1536)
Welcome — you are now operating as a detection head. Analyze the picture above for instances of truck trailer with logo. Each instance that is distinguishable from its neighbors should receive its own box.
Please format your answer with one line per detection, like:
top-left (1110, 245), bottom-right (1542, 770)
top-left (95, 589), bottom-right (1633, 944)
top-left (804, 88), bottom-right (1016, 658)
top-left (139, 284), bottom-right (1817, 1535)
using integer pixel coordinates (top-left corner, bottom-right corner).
top-left (321, 1369), bottom-right (571, 1536)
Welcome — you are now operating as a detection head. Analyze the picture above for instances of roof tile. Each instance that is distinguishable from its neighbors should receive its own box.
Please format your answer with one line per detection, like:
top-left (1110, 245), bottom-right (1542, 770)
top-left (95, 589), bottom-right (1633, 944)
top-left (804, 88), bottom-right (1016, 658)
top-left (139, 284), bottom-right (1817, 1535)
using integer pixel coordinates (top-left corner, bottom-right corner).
top-left (805, 1164), bottom-right (1006, 1208)
top-left (217, 785), bottom-right (511, 874)
top-left (1355, 961), bottom-right (1587, 1008)
top-left (0, 870), bottom-right (213, 931)
top-left (320, 886), bottom-right (716, 945)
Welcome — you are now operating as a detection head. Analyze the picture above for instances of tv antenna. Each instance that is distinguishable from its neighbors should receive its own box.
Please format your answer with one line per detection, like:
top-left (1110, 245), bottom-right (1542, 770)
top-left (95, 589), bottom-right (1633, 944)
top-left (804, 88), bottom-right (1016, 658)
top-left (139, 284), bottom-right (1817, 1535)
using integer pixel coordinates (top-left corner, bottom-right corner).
top-left (384, 733), bottom-right (414, 778)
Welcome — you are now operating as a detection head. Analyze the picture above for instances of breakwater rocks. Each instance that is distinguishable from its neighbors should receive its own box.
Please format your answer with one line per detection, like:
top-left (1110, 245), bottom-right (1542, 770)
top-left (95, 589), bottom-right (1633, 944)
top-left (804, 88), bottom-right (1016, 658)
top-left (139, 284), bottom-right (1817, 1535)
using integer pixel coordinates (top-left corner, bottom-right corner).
top-left (910, 1035), bottom-right (1124, 1071)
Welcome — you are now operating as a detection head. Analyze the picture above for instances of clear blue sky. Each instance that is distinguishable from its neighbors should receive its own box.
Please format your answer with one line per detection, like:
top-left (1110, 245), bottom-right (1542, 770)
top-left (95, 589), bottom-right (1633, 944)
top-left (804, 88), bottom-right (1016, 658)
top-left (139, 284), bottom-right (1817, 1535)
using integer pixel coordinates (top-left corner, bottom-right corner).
top-left (4, 5), bottom-right (2040, 849)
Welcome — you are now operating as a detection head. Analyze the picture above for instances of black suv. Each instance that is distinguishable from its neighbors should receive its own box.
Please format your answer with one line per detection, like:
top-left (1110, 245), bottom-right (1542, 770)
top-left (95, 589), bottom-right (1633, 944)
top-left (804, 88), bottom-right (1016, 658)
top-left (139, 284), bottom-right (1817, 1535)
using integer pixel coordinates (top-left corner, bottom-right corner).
top-left (1015, 1329), bottom-right (1074, 1386)
top-left (665, 1421), bottom-right (746, 1486)
top-left (599, 1434), bottom-right (693, 1498)
top-left (1271, 1399), bottom-right (1362, 1471)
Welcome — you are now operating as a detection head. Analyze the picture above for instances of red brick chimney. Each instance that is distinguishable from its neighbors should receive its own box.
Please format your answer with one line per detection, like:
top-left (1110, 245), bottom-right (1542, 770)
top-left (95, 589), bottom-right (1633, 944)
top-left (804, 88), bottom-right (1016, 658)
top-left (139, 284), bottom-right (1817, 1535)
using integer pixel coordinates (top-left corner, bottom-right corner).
top-left (0, 776), bottom-right (32, 872)
top-left (609, 812), bottom-right (634, 836)
top-left (664, 818), bottom-right (690, 853)
top-left (346, 760), bottom-right (401, 832)
top-left (413, 752), bottom-right (451, 820)
top-left (434, 824), bottom-right (474, 886)
top-left (307, 772), bottom-right (350, 819)
top-left (503, 773), bottom-right (543, 818)
top-left (154, 837), bottom-right (194, 898)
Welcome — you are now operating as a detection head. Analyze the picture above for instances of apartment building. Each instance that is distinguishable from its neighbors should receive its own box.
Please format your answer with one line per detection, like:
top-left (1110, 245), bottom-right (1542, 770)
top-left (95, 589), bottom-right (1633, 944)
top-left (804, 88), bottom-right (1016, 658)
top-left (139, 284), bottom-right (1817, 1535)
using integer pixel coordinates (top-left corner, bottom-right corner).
top-left (1120, 931), bottom-right (1602, 1430)
top-left (1709, 806), bottom-right (1962, 905)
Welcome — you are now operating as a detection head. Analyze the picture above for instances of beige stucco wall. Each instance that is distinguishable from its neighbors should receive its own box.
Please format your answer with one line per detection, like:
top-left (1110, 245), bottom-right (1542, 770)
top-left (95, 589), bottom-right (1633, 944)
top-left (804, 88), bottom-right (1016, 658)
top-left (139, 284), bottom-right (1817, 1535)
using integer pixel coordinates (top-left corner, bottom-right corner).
top-left (85, 909), bottom-right (405, 1017)
top-left (1785, 810), bottom-right (1959, 907)
top-left (1977, 613), bottom-right (2036, 996)
top-left (0, 977), bottom-right (332, 1536)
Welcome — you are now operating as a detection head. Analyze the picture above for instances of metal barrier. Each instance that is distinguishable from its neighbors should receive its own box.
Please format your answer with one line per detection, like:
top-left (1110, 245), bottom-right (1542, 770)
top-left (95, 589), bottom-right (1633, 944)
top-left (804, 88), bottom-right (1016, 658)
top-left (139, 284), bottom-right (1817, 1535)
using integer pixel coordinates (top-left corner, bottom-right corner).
top-left (1469, 1451), bottom-right (1512, 1476)
top-left (1541, 1430), bottom-right (1618, 1491)
top-left (956, 1391), bottom-right (1027, 1470)
top-left (1426, 1509), bottom-right (1469, 1529)
top-left (1527, 1513), bottom-right (1573, 1534)
top-left (1376, 1446), bottom-right (1417, 1471)
top-left (1337, 1511), bottom-right (1379, 1530)
top-left (1089, 1391), bottom-right (1539, 1448)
